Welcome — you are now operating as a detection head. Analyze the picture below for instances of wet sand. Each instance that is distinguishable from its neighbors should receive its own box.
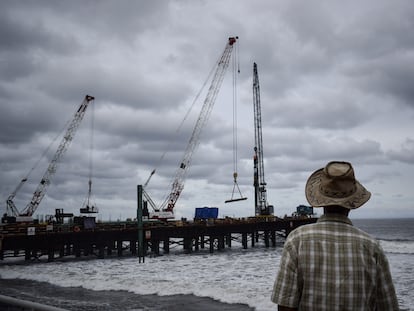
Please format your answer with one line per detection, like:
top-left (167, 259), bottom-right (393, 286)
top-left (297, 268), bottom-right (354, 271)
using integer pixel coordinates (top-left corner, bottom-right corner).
top-left (0, 278), bottom-right (254, 311)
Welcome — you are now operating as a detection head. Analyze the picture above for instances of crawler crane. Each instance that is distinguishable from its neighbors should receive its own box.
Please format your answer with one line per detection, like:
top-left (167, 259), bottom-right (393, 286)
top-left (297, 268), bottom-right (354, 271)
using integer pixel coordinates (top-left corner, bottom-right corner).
top-left (147, 37), bottom-right (238, 219)
top-left (4, 95), bottom-right (94, 223)
top-left (253, 63), bottom-right (273, 216)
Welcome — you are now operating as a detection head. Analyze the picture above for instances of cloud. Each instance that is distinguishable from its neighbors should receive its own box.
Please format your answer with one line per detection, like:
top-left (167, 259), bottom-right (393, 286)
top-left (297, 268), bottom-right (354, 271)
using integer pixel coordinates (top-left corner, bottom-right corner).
top-left (387, 139), bottom-right (414, 164)
top-left (1, 0), bottom-right (413, 220)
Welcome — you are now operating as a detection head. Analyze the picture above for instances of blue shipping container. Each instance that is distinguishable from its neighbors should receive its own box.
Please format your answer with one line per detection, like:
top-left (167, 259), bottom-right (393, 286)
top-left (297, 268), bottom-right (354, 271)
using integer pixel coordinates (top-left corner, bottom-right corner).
top-left (194, 207), bottom-right (219, 219)
top-left (296, 205), bottom-right (313, 215)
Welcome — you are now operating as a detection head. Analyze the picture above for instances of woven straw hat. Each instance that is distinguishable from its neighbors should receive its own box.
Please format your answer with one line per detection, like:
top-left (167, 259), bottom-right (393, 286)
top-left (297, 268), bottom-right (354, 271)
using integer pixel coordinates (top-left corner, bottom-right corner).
top-left (305, 161), bottom-right (371, 209)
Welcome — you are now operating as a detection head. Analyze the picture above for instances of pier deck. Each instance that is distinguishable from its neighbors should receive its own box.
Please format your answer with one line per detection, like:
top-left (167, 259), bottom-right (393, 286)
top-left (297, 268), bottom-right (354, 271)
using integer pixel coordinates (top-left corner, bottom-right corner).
top-left (0, 217), bottom-right (316, 263)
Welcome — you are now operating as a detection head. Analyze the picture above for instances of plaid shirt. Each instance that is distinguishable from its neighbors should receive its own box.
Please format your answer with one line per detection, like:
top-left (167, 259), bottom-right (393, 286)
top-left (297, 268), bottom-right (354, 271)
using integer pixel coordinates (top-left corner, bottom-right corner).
top-left (271, 214), bottom-right (399, 310)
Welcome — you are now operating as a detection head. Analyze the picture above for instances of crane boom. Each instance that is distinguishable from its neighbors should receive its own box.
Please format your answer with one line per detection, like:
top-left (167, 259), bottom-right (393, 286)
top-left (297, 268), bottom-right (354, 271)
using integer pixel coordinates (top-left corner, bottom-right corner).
top-left (16, 95), bottom-right (95, 217)
top-left (6, 178), bottom-right (28, 217)
top-left (159, 37), bottom-right (238, 214)
top-left (253, 63), bottom-right (273, 216)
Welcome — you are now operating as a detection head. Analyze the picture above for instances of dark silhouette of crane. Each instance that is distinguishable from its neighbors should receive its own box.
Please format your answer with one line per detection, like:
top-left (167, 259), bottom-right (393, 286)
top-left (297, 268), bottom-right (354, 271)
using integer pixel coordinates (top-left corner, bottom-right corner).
top-left (5, 95), bottom-right (94, 222)
top-left (253, 63), bottom-right (273, 216)
top-left (147, 37), bottom-right (238, 219)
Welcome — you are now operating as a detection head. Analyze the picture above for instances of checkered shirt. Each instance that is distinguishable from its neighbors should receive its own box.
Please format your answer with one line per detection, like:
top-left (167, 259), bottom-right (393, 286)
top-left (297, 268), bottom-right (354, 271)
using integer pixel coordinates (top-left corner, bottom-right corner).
top-left (271, 214), bottom-right (399, 310)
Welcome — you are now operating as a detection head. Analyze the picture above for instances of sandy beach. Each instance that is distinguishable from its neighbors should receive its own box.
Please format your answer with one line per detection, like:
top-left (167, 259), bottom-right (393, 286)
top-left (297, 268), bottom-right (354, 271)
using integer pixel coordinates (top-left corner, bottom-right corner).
top-left (0, 278), bottom-right (254, 311)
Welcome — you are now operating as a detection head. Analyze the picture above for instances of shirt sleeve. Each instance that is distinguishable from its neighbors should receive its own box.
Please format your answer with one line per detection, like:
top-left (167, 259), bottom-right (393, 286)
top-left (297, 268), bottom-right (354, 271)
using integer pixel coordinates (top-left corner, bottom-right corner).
top-left (271, 240), bottom-right (302, 308)
top-left (376, 247), bottom-right (399, 310)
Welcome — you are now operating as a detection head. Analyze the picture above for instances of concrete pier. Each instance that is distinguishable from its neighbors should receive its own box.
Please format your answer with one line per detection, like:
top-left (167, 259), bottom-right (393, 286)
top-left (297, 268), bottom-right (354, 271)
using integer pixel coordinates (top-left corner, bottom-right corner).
top-left (0, 217), bottom-right (316, 262)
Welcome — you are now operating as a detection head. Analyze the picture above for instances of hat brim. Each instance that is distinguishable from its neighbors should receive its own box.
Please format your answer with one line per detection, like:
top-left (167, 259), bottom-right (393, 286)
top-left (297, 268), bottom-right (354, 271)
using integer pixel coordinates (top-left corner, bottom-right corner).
top-left (305, 168), bottom-right (371, 209)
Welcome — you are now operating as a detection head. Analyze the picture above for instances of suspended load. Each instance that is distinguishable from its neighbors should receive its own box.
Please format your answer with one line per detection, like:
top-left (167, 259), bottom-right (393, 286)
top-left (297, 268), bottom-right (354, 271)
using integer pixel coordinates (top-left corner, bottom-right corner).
top-left (225, 172), bottom-right (247, 203)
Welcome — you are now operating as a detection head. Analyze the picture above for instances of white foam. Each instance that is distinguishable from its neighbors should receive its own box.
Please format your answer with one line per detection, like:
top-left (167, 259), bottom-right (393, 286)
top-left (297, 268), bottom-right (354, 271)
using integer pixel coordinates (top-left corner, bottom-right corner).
top-left (0, 243), bottom-right (413, 310)
top-left (0, 248), bottom-right (281, 311)
top-left (379, 240), bottom-right (414, 254)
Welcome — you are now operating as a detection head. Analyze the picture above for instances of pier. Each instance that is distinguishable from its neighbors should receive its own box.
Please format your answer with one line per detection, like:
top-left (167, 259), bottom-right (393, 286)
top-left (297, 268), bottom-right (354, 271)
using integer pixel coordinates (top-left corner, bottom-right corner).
top-left (0, 216), bottom-right (316, 263)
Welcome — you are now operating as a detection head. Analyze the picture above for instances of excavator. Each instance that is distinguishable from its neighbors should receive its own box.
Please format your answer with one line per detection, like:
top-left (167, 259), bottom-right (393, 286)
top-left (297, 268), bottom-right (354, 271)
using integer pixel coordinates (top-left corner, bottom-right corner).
top-left (3, 95), bottom-right (94, 223)
top-left (144, 37), bottom-right (239, 220)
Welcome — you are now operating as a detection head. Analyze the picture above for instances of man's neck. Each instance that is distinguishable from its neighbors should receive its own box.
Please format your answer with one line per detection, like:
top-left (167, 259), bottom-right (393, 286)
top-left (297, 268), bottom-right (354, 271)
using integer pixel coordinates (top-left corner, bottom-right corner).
top-left (323, 205), bottom-right (350, 216)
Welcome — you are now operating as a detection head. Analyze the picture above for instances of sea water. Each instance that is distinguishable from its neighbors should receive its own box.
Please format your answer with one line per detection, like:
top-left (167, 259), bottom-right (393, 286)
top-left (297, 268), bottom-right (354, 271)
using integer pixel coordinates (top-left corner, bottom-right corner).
top-left (0, 218), bottom-right (413, 310)
top-left (353, 218), bottom-right (414, 311)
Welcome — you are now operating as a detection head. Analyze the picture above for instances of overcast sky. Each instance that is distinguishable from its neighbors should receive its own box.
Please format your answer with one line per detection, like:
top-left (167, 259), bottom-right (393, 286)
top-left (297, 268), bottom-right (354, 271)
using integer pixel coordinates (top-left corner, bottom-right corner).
top-left (1, 0), bottom-right (413, 221)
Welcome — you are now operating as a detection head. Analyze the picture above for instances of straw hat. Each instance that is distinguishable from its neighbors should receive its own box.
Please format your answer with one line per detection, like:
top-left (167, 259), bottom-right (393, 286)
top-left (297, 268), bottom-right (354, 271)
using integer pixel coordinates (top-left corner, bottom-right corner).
top-left (305, 161), bottom-right (371, 209)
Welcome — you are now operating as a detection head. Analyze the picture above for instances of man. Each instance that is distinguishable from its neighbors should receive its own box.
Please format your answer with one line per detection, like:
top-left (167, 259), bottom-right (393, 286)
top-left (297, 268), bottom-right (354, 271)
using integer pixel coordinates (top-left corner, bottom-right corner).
top-left (271, 161), bottom-right (399, 310)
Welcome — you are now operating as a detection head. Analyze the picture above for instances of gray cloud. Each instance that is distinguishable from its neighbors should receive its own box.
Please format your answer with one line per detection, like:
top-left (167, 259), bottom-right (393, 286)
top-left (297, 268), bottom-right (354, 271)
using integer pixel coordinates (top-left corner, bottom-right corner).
top-left (1, 0), bottom-right (413, 220)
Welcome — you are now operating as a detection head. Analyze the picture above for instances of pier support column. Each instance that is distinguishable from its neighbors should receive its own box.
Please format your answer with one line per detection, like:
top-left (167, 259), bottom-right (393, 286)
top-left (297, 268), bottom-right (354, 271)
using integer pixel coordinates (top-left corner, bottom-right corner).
top-left (25, 249), bottom-right (31, 261)
top-left (183, 238), bottom-right (192, 254)
top-left (74, 245), bottom-right (81, 257)
top-left (83, 245), bottom-right (89, 256)
top-left (264, 230), bottom-right (270, 248)
top-left (31, 249), bottom-right (38, 259)
top-left (151, 240), bottom-right (160, 255)
top-left (251, 232), bottom-right (255, 248)
top-left (65, 244), bottom-right (71, 256)
top-left (209, 237), bottom-right (215, 253)
top-left (200, 235), bottom-right (205, 249)
top-left (107, 240), bottom-right (115, 256)
top-left (242, 233), bottom-right (248, 249)
top-left (130, 240), bottom-right (137, 255)
top-left (144, 241), bottom-right (149, 256)
top-left (218, 235), bottom-right (225, 251)
top-left (271, 230), bottom-right (276, 247)
top-left (47, 249), bottom-right (54, 262)
top-left (226, 233), bottom-right (232, 248)
top-left (88, 244), bottom-right (94, 256)
top-left (163, 239), bottom-right (170, 254)
top-left (117, 240), bottom-right (123, 257)
top-left (59, 245), bottom-right (65, 258)
top-left (194, 237), bottom-right (199, 251)
top-left (98, 246), bottom-right (105, 259)
top-left (137, 185), bottom-right (145, 263)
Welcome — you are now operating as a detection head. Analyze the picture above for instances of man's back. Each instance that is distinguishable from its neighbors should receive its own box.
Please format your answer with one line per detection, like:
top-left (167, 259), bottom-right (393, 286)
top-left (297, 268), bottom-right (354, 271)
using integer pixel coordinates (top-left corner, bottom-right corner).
top-left (272, 214), bottom-right (399, 310)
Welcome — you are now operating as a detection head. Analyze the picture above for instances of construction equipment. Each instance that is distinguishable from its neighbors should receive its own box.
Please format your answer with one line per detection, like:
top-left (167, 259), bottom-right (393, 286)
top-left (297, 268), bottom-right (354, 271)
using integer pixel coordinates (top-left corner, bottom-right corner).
top-left (148, 37), bottom-right (238, 219)
top-left (5, 95), bottom-right (95, 222)
top-left (80, 98), bottom-right (98, 215)
top-left (224, 172), bottom-right (248, 203)
top-left (225, 44), bottom-right (247, 204)
top-left (252, 63), bottom-right (273, 216)
top-left (294, 204), bottom-right (314, 217)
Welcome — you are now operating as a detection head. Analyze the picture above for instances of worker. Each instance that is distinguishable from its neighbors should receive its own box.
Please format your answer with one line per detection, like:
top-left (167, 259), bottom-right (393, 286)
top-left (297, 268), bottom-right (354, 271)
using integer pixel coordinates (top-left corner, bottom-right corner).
top-left (271, 161), bottom-right (399, 310)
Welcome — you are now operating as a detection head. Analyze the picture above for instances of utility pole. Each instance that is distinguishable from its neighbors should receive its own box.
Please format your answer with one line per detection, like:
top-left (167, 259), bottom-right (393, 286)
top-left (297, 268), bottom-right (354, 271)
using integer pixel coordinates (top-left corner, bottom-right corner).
top-left (137, 185), bottom-right (144, 263)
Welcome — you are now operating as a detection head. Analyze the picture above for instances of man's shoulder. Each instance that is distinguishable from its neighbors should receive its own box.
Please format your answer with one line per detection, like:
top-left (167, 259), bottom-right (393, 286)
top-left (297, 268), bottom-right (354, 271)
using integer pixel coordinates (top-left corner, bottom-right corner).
top-left (286, 220), bottom-right (380, 246)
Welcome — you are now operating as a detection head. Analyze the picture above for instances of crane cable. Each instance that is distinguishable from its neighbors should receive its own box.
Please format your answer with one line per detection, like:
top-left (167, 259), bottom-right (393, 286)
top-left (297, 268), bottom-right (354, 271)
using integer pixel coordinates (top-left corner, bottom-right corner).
top-left (82, 99), bottom-right (97, 212)
top-left (225, 42), bottom-right (247, 203)
top-left (143, 57), bottom-right (218, 189)
top-left (232, 44), bottom-right (238, 177)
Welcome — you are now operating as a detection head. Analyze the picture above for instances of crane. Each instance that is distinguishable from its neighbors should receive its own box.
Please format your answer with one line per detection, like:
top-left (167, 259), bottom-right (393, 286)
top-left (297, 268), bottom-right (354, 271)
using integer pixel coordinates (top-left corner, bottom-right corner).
top-left (253, 63), bottom-right (273, 216)
top-left (5, 95), bottom-right (95, 222)
top-left (80, 98), bottom-right (98, 215)
top-left (149, 37), bottom-right (238, 219)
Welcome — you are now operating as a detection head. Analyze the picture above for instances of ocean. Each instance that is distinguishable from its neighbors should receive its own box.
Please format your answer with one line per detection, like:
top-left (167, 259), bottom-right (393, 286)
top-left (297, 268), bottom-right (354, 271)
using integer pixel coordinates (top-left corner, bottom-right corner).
top-left (0, 218), bottom-right (413, 310)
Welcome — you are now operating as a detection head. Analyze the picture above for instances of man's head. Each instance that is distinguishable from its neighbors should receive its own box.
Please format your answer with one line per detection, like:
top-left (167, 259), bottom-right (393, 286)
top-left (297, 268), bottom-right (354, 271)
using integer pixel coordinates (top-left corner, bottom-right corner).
top-left (305, 161), bottom-right (371, 210)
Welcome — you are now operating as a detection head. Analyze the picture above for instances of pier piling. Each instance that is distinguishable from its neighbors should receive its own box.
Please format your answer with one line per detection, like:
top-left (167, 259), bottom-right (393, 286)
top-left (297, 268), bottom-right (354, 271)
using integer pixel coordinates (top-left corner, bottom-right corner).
top-left (0, 216), bottom-right (316, 263)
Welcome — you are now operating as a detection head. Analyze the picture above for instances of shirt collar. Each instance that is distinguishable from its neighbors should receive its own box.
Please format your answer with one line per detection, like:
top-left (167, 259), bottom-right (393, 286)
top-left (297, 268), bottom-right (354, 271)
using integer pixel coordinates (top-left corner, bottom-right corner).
top-left (317, 213), bottom-right (353, 226)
